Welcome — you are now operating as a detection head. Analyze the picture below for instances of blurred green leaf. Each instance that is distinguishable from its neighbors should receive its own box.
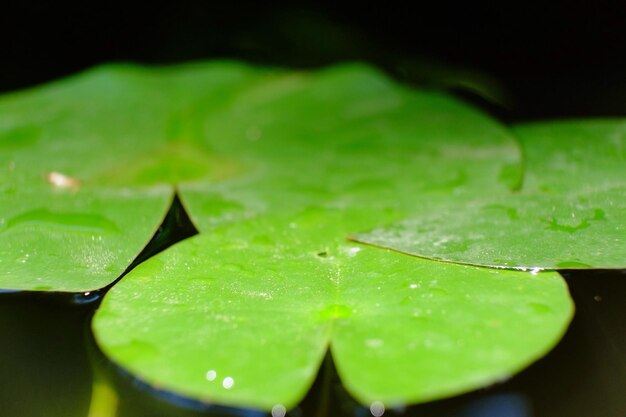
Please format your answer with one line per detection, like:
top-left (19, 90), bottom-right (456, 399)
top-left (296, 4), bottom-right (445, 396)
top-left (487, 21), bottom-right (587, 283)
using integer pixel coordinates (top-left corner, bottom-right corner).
top-left (354, 120), bottom-right (626, 270)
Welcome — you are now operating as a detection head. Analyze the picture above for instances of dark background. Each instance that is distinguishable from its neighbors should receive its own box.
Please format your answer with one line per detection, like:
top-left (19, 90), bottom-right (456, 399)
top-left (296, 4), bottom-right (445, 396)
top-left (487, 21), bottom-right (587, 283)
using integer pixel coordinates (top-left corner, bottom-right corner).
top-left (1, 1), bottom-right (625, 120)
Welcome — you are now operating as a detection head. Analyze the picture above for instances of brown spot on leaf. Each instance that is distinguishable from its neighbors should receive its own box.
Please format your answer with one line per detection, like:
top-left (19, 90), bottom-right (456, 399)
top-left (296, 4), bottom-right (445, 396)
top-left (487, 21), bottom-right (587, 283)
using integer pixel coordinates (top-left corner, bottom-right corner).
top-left (46, 172), bottom-right (80, 190)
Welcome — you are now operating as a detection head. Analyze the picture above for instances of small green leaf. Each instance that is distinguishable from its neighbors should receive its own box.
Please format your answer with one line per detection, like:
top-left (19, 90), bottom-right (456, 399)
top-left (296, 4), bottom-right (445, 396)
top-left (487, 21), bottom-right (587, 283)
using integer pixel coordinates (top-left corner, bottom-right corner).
top-left (519, 120), bottom-right (626, 192)
top-left (0, 188), bottom-right (171, 291)
top-left (353, 120), bottom-right (626, 270)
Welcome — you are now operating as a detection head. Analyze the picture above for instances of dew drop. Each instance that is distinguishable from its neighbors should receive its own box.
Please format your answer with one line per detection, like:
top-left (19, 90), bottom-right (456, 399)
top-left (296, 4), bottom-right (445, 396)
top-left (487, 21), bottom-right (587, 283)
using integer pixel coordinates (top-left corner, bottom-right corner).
top-left (346, 246), bottom-right (361, 256)
top-left (222, 376), bottom-right (234, 389)
top-left (370, 401), bottom-right (385, 416)
top-left (205, 370), bottom-right (217, 381)
top-left (72, 290), bottom-right (101, 304)
top-left (409, 284), bottom-right (418, 289)
top-left (271, 404), bottom-right (287, 417)
top-left (365, 338), bottom-right (384, 348)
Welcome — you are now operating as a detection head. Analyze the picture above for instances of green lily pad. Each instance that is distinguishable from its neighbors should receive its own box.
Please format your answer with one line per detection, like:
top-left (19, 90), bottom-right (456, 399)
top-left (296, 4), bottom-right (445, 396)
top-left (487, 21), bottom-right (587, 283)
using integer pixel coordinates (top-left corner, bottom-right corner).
top-left (352, 120), bottom-right (626, 270)
top-left (0, 62), bottom-right (521, 291)
top-left (0, 62), bottom-right (269, 291)
top-left (94, 216), bottom-right (572, 409)
top-left (0, 62), bottom-right (573, 411)
top-left (519, 120), bottom-right (626, 193)
top-left (0, 187), bottom-right (171, 291)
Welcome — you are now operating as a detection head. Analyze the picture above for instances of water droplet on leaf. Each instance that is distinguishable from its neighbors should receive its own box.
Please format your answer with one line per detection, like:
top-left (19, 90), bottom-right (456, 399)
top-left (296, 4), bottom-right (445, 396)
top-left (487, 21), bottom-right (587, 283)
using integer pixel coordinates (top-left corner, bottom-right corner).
top-left (222, 376), bottom-right (234, 389)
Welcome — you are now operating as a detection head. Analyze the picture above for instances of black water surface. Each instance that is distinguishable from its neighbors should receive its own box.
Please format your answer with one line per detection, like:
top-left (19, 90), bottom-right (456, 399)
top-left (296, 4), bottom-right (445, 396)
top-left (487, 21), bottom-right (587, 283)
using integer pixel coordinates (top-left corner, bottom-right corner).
top-left (0, 194), bottom-right (197, 417)
top-left (0, 290), bottom-right (93, 417)
top-left (3, 3), bottom-right (626, 120)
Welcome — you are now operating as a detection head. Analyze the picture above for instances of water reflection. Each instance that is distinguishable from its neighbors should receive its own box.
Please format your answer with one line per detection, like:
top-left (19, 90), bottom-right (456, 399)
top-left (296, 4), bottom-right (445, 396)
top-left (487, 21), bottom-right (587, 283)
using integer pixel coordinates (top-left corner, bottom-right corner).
top-left (457, 393), bottom-right (531, 417)
top-left (222, 377), bottom-right (235, 390)
top-left (369, 401), bottom-right (385, 416)
top-left (271, 404), bottom-right (286, 417)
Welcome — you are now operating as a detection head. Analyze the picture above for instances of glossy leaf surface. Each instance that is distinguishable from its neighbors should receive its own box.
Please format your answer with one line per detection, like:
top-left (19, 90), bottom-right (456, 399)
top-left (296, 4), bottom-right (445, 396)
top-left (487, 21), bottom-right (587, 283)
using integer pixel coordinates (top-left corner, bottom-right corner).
top-left (354, 120), bottom-right (626, 270)
top-left (69, 63), bottom-right (568, 409)
top-left (0, 62), bottom-right (268, 291)
top-left (95, 221), bottom-right (572, 409)
top-left (0, 62), bottom-right (521, 291)
top-left (0, 62), bottom-right (573, 410)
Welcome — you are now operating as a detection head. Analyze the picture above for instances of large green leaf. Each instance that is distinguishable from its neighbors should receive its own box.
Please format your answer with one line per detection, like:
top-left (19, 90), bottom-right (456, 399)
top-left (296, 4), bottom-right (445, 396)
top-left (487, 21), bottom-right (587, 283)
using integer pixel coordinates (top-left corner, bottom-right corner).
top-left (94, 215), bottom-right (571, 409)
top-left (0, 62), bottom-right (573, 410)
top-left (0, 62), bottom-right (268, 291)
top-left (0, 62), bottom-right (522, 291)
top-left (353, 120), bottom-right (626, 270)
top-left (178, 64), bottom-right (522, 229)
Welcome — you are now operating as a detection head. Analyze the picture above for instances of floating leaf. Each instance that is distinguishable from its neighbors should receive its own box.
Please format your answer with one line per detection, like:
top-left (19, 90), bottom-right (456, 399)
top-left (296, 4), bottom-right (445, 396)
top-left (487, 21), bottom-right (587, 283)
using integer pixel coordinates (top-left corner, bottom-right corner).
top-left (0, 188), bottom-right (170, 291)
top-left (0, 62), bottom-right (269, 291)
top-left (0, 62), bottom-right (522, 291)
top-left (519, 120), bottom-right (626, 192)
top-left (94, 216), bottom-right (572, 409)
top-left (353, 120), bottom-right (626, 270)
top-left (0, 62), bottom-right (573, 410)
